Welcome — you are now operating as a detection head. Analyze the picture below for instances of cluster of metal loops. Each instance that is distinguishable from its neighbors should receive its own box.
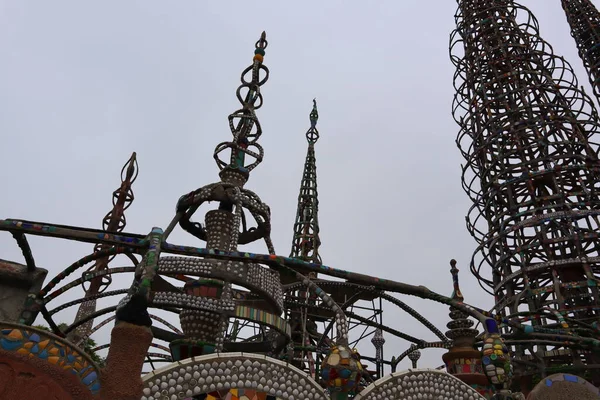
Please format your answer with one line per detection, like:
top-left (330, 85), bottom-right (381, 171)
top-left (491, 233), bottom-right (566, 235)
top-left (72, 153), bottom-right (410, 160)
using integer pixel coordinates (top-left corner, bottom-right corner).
top-left (561, 0), bottom-right (600, 102)
top-left (214, 32), bottom-right (269, 173)
top-left (451, 0), bottom-right (600, 319)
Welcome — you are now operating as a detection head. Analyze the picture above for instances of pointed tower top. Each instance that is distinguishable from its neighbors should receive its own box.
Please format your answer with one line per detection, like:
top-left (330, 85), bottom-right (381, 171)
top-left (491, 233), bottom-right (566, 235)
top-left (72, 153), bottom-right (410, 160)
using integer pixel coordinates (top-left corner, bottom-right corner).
top-left (307, 99), bottom-right (320, 144)
top-left (212, 31), bottom-right (270, 183)
top-left (444, 260), bottom-right (478, 343)
top-left (449, 259), bottom-right (464, 302)
top-left (290, 100), bottom-right (322, 264)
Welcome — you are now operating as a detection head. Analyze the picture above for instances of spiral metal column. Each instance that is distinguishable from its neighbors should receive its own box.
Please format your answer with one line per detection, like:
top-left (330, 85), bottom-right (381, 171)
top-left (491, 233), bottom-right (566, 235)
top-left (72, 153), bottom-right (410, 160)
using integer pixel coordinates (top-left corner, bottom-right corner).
top-left (560, 0), bottom-right (600, 102)
top-left (451, 0), bottom-right (600, 377)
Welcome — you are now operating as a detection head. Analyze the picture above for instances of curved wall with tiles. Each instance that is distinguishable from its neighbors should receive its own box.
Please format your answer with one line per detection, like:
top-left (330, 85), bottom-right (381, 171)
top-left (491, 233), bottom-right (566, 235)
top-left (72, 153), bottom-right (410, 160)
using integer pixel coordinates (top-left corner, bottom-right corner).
top-left (140, 352), bottom-right (328, 400)
top-left (354, 368), bottom-right (486, 400)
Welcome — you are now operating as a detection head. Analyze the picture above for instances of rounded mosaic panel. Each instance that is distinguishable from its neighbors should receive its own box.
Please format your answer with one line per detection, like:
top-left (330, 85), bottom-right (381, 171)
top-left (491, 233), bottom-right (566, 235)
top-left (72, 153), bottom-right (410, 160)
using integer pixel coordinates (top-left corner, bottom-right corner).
top-left (354, 369), bottom-right (486, 400)
top-left (141, 352), bottom-right (328, 400)
top-left (0, 322), bottom-right (101, 395)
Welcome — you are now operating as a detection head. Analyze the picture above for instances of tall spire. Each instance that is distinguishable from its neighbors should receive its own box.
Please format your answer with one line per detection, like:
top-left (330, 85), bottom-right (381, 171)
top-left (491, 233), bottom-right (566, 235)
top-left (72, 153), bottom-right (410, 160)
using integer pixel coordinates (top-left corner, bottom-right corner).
top-left (69, 152), bottom-right (138, 345)
top-left (290, 99), bottom-right (322, 265)
top-left (451, 0), bottom-right (600, 380)
top-left (560, 0), bottom-right (600, 102)
top-left (213, 31), bottom-right (269, 184)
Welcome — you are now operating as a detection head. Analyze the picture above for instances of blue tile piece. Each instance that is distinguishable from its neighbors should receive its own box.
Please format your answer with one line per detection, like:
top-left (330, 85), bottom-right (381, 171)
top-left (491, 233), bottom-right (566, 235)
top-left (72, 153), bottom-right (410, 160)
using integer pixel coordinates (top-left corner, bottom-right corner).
top-left (1, 329), bottom-right (12, 335)
top-left (564, 374), bottom-right (578, 383)
top-left (0, 338), bottom-right (22, 351)
top-left (82, 371), bottom-right (98, 385)
top-left (31, 344), bottom-right (39, 353)
top-left (39, 350), bottom-right (48, 359)
top-left (545, 379), bottom-right (553, 387)
top-left (67, 354), bottom-right (75, 363)
top-left (29, 333), bottom-right (40, 342)
top-left (90, 383), bottom-right (101, 394)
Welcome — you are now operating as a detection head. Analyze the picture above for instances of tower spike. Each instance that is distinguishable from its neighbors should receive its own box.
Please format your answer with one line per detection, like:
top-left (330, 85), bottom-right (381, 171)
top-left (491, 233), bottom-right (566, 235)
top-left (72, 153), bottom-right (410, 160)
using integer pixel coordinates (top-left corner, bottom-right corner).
top-left (213, 31), bottom-right (270, 185)
top-left (442, 260), bottom-right (491, 396)
top-left (451, 0), bottom-right (600, 382)
top-left (69, 152), bottom-right (139, 345)
top-left (290, 99), bottom-right (322, 266)
top-left (560, 0), bottom-right (600, 103)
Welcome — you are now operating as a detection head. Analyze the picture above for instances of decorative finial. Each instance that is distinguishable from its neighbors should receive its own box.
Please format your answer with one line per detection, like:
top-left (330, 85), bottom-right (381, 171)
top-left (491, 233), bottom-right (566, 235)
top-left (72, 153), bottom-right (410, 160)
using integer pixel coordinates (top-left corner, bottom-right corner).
top-left (371, 328), bottom-right (385, 347)
top-left (306, 99), bottom-right (320, 144)
top-left (253, 31), bottom-right (268, 63)
top-left (450, 259), bottom-right (464, 302)
top-left (408, 348), bottom-right (421, 369)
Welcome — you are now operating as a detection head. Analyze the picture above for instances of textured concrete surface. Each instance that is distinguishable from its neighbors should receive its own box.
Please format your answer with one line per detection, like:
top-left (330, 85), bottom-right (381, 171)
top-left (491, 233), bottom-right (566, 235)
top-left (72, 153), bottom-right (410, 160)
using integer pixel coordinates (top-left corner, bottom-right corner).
top-left (527, 373), bottom-right (600, 400)
top-left (0, 259), bottom-right (47, 323)
top-left (99, 322), bottom-right (152, 400)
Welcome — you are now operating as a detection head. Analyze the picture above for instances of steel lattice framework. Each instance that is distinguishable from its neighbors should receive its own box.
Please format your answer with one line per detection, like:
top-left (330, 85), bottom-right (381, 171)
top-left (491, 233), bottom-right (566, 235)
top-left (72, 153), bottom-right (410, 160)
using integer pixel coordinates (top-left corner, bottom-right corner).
top-left (451, 0), bottom-right (600, 378)
top-left (561, 0), bottom-right (600, 103)
top-left (290, 99), bottom-right (322, 266)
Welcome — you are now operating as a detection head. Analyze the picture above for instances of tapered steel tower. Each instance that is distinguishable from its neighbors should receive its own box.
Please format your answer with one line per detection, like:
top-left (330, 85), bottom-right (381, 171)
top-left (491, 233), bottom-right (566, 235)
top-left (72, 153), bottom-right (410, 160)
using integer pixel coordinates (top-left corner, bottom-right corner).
top-left (561, 0), bottom-right (600, 102)
top-left (290, 99), bottom-right (322, 267)
top-left (451, 0), bottom-right (600, 379)
top-left (288, 100), bottom-right (322, 376)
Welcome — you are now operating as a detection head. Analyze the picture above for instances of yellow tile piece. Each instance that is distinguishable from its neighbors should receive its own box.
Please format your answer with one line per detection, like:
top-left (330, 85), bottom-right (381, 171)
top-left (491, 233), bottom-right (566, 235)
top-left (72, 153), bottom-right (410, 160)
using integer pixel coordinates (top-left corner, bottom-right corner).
top-left (16, 348), bottom-right (29, 356)
top-left (7, 330), bottom-right (23, 340)
top-left (38, 340), bottom-right (50, 351)
top-left (23, 342), bottom-right (34, 349)
top-left (48, 356), bottom-right (60, 364)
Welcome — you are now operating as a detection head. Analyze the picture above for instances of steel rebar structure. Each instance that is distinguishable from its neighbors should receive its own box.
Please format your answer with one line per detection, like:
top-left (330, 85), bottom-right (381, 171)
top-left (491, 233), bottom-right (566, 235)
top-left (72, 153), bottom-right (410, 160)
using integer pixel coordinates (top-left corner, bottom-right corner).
top-left (560, 0), bottom-right (600, 103)
top-left (288, 99), bottom-right (322, 377)
top-left (69, 152), bottom-right (138, 345)
top-left (451, 0), bottom-right (600, 379)
top-left (290, 99), bottom-right (322, 266)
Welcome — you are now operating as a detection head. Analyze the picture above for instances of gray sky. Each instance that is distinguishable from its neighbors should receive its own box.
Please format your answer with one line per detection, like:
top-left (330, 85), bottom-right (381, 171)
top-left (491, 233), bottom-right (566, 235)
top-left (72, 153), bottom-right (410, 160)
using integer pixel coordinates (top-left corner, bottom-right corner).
top-left (0, 1), bottom-right (596, 372)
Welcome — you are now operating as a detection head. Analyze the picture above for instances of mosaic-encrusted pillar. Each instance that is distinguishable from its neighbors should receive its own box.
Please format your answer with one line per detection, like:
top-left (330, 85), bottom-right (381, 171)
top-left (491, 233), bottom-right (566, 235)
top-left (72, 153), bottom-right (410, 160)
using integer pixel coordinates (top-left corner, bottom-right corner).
top-left (178, 177), bottom-right (242, 350)
top-left (178, 209), bottom-right (236, 347)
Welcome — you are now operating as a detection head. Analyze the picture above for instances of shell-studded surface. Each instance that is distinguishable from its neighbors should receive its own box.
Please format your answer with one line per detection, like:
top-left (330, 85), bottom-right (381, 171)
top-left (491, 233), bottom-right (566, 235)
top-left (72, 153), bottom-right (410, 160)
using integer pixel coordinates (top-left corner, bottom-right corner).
top-left (141, 352), bottom-right (328, 400)
top-left (354, 368), bottom-right (486, 400)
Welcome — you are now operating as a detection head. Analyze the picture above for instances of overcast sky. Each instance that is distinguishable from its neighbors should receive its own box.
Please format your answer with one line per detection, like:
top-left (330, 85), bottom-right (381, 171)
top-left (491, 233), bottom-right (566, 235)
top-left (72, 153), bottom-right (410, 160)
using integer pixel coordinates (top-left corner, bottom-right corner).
top-left (1, 1), bottom-right (597, 372)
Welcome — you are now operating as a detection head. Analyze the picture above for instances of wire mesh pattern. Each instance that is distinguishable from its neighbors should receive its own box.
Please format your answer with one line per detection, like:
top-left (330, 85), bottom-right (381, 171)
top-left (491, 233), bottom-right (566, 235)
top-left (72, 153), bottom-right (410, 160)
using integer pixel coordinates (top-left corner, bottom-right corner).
top-left (561, 0), bottom-right (600, 103)
top-left (450, 0), bottom-right (600, 373)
